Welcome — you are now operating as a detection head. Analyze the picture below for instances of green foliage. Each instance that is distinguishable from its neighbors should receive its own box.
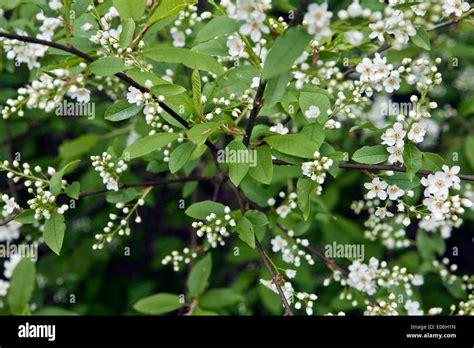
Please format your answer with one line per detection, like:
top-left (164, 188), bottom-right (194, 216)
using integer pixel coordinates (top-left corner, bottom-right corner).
top-left (188, 253), bottom-right (212, 298)
top-left (133, 293), bottom-right (184, 315)
top-left (8, 258), bottom-right (36, 315)
top-left (352, 145), bottom-right (389, 164)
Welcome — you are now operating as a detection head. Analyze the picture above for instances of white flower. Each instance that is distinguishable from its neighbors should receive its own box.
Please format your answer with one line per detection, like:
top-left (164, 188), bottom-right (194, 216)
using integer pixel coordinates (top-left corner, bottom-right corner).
top-left (369, 21), bottom-right (385, 42)
top-left (285, 269), bottom-right (297, 279)
top-left (171, 31), bottom-right (186, 47)
top-left (371, 53), bottom-right (390, 81)
top-left (383, 71), bottom-right (400, 93)
top-left (239, 13), bottom-right (269, 42)
top-left (356, 58), bottom-right (374, 81)
top-left (226, 36), bottom-right (245, 58)
top-left (304, 105), bottom-right (321, 119)
top-left (0, 279), bottom-right (10, 296)
top-left (442, 165), bottom-right (460, 188)
top-left (407, 122), bottom-right (426, 143)
top-left (443, 0), bottom-right (470, 17)
top-left (126, 86), bottom-right (144, 105)
top-left (271, 236), bottom-right (288, 253)
top-left (387, 185), bottom-right (404, 200)
top-left (405, 300), bottom-right (423, 316)
top-left (387, 145), bottom-right (404, 164)
top-left (251, 77), bottom-right (260, 89)
top-left (67, 87), bottom-right (91, 103)
top-left (304, 3), bottom-right (333, 39)
top-left (269, 123), bottom-right (289, 135)
top-left (375, 207), bottom-right (393, 218)
top-left (382, 122), bottom-right (406, 147)
top-left (347, 0), bottom-right (363, 17)
top-left (0, 221), bottom-right (21, 242)
top-left (276, 205), bottom-right (291, 219)
top-left (48, 0), bottom-right (63, 11)
top-left (364, 177), bottom-right (388, 200)
top-left (81, 23), bottom-right (93, 32)
top-left (345, 30), bottom-right (363, 46)
top-left (421, 172), bottom-right (451, 197)
top-left (2, 194), bottom-right (20, 214)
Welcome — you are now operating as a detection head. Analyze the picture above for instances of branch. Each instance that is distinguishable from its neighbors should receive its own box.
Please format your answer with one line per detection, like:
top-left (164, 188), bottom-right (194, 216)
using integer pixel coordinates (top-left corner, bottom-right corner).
top-left (342, 14), bottom-right (471, 78)
top-left (242, 0), bottom-right (308, 147)
top-left (338, 163), bottom-right (474, 181)
top-left (273, 160), bottom-right (474, 182)
top-left (0, 31), bottom-right (220, 154)
top-left (79, 176), bottom-right (213, 198)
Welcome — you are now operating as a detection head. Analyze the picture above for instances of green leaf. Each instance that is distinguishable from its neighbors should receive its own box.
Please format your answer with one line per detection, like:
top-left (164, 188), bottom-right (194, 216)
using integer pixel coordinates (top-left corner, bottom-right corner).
top-left (297, 177), bottom-right (315, 220)
top-left (105, 100), bottom-right (143, 121)
top-left (65, 181), bottom-right (81, 200)
top-left (264, 71), bottom-right (292, 107)
top-left (15, 210), bottom-right (35, 224)
top-left (422, 152), bottom-right (445, 172)
top-left (147, 0), bottom-right (197, 26)
top-left (185, 200), bottom-right (226, 219)
top-left (235, 216), bottom-right (255, 248)
top-left (403, 143), bottom-right (422, 181)
top-left (411, 28), bottom-right (431, 50)
top-left (151, 84), bottom-right (187, 96)
top-left (169, 142), bottom-right (195, 173)
top-left (133, 293), bottom-right (184, 315)
top-left (8, 258), bottom-right (36, 315)
top-left (444, 277), bottom-right (466, 300)
top-left (350, 122), bottom-right (379, 132)
top-left (245, 210), bottom-right (268, 241)
top-left (124, 133), bottom-right (179, 159)
top-left (249, 145), bottom-right (273, 184)
top-left (49, 160), bottom-right (80, 196)
top-left (199, 288), bottom-right (243, 309)
top-left (187, 122), bottom-right (219, 145)
top-left (90, 57), bottom-right (126, 77)
top-left (191, 69), bottom-right (203, 117)
top-left (59, 134), bottom-right (100, 163)
top-left (352, 145), bottom-right (388, 164)
top-left (195, 16), bottom-right (241, 43)
top-left (44, 212), bottom-right (66, 255)
top-left (262, 28), bottom-right (312, 79)
top-left (188, 253), bottom-right (212, 298)
top-left (265, 133), bottom-right (322, 159)
top-left (385, 172), bottom-right (420, 190)
top-left (416, 230), bottom-right (439, 261)
top-left (120, 18), bottom-right (135, 48)
top-left (145, 48), bottom-right (224, 75)
top-left (465, 135), bottom-right (474, 170)
top-left (113, 0), bottom-right (146, 21)
top-left (226, 140), bottom-right (250, 186)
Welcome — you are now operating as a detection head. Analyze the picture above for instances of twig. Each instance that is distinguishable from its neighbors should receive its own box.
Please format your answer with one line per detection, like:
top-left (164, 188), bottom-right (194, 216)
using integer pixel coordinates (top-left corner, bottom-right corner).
top-left (243, 80), bottom-right (267, 147)
top-left (342, 14), bottom-right (471, 78)
top-left (79, 176), bottom-right (214, 198)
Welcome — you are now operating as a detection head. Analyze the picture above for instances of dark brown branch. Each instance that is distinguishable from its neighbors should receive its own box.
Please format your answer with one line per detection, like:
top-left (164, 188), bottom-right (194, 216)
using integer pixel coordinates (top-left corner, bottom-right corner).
top-left (273, 160), bottom-right (474, 182)
top-left (79, 176), bottom-right (213, 198)
top-left (243, 80), bottom-right (267, 147)
top-left (338, 163), bottom-right (474, 181)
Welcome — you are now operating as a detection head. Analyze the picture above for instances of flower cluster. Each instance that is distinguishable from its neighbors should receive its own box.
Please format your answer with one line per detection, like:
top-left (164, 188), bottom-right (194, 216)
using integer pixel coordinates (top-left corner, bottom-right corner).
top-left (161, 248), bottom-right (198, 272)
top-left (421, 166), bottom-right (472, 222)
top-left (223, 0), bottom-right (271, 42)
top-left (191, 207), bottom-right (235, 248)
top-left (86, 6), bottom-right (149, 71)
top-left (91, 152), bottom-right (128, 191)
top-left (270, 234), bottom-right (315, 267)
top-left (170, 5), bottom-right (210, 47)
top-left (0, 160), bottom-right (69, 221)
top-left (260, 278), bottom-right (318, 315)
top-left (331, 257), bottom-right (423, 298)
top-left (0, 12), bottom-right (62, 69)
top-left (1, 69), bottom-right (90, 119)
top-left (303, 3), bottom-right (333, 41)
top-left (301, 151), bottom-right (334, 192)
top-left (93, 190), bottom-right (149, 250)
